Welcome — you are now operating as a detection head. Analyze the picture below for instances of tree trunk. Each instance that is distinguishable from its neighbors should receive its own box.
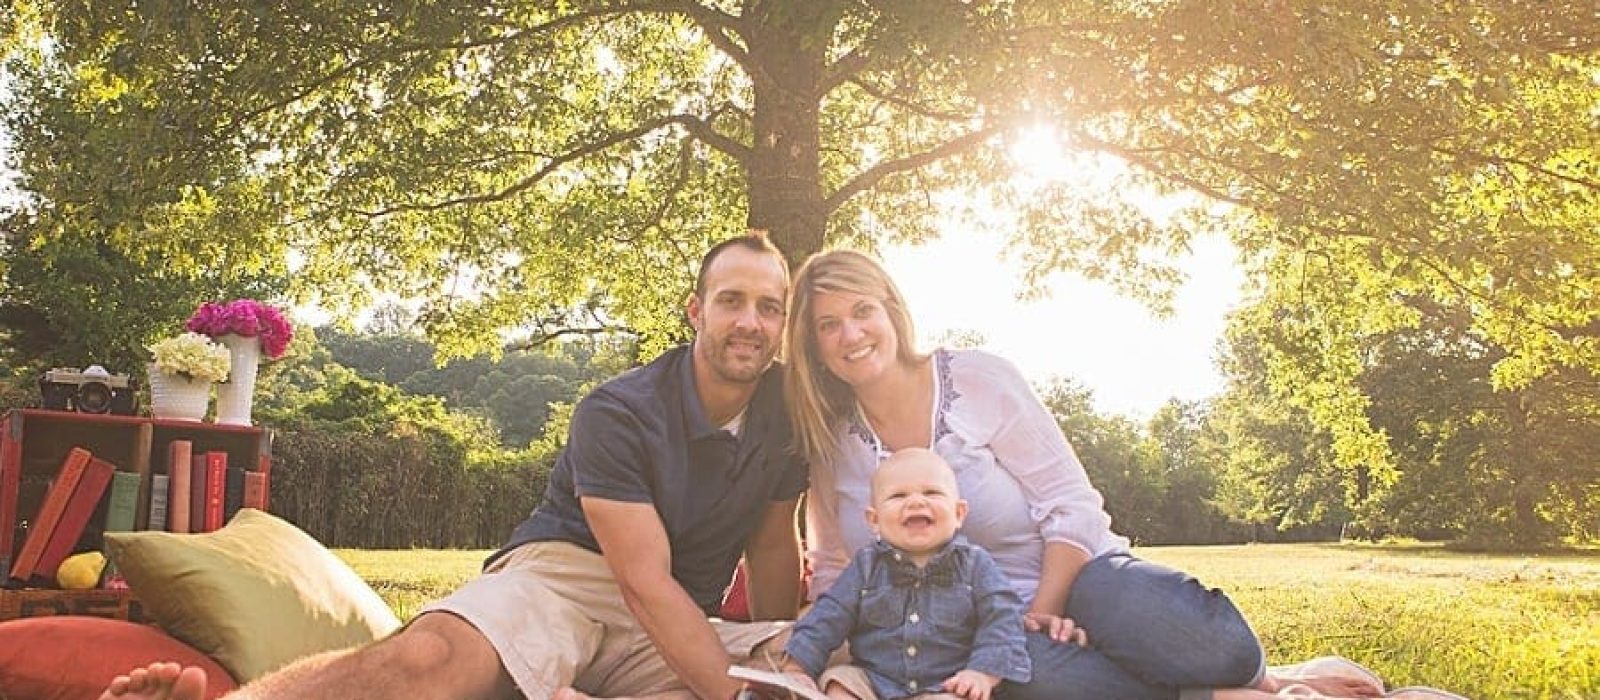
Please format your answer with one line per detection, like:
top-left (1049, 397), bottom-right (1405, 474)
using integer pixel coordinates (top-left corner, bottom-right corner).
top-left (1501, 393), bottom-right (1554, 547)
top-left (744, 4), bottom-right (836, 268)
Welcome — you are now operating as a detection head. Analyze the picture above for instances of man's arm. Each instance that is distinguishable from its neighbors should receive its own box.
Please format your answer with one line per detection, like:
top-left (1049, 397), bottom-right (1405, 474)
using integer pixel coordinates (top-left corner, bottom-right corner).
top-left (583, 496), bottom-right (741, 700)
top-left (742, 497), bottom-right (803, 621)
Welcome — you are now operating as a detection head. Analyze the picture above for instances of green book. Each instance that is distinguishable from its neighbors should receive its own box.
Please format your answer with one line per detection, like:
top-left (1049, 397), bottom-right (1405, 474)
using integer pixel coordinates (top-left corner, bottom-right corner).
top-left (103, 471), bottom-right (142, 534)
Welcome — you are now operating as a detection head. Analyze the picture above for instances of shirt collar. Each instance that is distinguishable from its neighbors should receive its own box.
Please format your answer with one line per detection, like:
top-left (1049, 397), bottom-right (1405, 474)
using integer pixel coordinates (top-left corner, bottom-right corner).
top-left (873, 532), bottom-right (969, 567)
top-left (675, 346), bottom-right (722, 441)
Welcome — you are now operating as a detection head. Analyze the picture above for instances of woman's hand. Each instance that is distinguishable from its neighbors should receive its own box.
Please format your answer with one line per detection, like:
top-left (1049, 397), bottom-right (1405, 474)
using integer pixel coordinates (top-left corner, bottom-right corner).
top-left (1023, 612), bottom-right (1088, 646)
top-left (942, 669), bottom-right (1000, 700)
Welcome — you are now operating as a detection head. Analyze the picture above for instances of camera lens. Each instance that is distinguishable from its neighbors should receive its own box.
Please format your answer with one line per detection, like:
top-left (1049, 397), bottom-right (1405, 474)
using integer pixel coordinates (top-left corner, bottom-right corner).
top-left (76, 381), bottom-right (115, 413)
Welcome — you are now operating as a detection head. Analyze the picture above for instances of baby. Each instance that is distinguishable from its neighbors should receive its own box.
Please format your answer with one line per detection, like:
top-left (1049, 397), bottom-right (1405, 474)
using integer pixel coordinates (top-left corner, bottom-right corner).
top-left (781, 448), bottom-right (1031, 700)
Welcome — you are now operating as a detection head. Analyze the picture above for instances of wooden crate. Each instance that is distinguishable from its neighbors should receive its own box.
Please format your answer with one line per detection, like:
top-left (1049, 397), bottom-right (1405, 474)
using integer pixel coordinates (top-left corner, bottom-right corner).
top-left (2, 409), bottom-right (272, 579)
top-left (0, 587), bottom-right (147, 623)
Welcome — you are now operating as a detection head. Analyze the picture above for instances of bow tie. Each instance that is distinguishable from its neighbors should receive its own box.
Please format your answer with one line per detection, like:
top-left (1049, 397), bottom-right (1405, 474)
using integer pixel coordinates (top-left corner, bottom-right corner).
top-left (888, 558), bottom-right (957, 587)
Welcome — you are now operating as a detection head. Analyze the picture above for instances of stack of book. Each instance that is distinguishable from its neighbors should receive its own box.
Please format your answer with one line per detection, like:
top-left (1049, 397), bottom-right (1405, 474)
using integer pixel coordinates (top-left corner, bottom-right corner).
top-left (5, 440), bottom-right (266, 588)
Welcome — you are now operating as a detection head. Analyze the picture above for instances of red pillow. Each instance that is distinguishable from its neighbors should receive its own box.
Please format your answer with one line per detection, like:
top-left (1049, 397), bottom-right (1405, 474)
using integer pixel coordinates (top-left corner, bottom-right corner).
top-left (719, 560), bottom-right (812, 622)
top-left (0, 616), bottom-right (238, 700)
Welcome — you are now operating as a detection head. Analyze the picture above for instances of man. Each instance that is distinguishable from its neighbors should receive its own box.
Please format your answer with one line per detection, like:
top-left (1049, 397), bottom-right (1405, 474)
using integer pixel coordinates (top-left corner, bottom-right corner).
top-left (101, 232), bottom-right (806, 700)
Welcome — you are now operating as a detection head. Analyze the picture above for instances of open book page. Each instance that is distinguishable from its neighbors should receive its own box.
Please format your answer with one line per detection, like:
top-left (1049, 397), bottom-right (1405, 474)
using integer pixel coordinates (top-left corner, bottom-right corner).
top-left (728, 665), bottom-right (830, 700)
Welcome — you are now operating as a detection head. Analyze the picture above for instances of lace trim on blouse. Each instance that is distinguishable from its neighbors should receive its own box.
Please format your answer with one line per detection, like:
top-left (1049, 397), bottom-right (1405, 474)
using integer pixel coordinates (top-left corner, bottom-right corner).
top-left (933, 348), bottom-right (959, 445)
top-left (848, 349), bottom-right (960, 459)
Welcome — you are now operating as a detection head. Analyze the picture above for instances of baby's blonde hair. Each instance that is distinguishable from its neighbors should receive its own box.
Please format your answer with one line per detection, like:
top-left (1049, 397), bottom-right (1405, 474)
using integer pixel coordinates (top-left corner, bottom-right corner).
top-left (871, 447), bottom-right (960, 502)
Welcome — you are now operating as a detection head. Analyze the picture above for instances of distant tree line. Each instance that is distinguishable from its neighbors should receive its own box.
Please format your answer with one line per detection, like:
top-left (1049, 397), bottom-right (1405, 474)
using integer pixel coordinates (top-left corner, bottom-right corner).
top-left (241, 326), bottom-right (628, 548)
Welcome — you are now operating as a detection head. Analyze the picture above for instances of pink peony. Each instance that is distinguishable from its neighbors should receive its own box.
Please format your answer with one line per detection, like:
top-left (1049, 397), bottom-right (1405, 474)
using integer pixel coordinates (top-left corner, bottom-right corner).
top-left (185, 299), bottom-right (295, 359)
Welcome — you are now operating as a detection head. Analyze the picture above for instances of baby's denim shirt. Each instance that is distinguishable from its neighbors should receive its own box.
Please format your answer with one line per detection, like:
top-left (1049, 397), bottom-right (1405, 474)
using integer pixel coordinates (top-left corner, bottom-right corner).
top-left (787, 534), bottom-right (1032, 699)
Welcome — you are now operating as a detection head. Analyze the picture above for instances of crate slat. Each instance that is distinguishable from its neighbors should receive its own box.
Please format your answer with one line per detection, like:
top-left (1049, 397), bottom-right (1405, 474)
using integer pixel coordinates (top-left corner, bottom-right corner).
top-left (0, 588), bottom-right (147, 622)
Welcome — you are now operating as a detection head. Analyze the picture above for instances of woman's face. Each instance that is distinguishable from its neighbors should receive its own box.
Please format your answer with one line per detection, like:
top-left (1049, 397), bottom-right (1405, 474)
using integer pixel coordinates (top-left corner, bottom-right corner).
top-left (809, 289), bottom-right (899, 388)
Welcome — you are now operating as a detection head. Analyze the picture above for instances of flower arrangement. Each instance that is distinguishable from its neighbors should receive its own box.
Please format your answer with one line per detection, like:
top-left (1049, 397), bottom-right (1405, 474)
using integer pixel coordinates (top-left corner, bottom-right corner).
top-left (148, 332), bottom-right (232, 383)
top-left (186, 299), bottom-right (295, 358)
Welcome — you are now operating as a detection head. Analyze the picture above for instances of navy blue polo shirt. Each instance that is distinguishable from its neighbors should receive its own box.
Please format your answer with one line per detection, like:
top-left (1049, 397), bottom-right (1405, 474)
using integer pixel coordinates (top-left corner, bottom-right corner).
top-left (492, 344), bottom-right (808, 614)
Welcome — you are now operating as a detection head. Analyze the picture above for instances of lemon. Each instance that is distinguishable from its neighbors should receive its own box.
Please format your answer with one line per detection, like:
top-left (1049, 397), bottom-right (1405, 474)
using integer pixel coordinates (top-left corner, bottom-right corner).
top-left (56, 550), bottom-right (107, 589)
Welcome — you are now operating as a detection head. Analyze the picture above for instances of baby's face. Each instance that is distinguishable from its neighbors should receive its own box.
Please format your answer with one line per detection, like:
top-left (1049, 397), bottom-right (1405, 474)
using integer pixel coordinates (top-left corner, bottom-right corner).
top-left (867, 452), bottom-right (965, 558)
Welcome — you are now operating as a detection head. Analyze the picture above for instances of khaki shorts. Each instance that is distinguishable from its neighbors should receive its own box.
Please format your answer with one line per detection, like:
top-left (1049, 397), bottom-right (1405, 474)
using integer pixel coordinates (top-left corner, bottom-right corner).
top-left (818, 665), bottom-right (962, 700)
top-left (421, 541), bottom-right (789, 698)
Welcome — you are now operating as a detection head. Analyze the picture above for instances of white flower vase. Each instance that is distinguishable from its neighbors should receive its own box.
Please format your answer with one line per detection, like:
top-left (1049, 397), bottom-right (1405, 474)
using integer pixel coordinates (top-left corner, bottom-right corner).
top-left (215, 333), bottom-right (261, 426)
top-left (148, 364), bottom-right (211, 421)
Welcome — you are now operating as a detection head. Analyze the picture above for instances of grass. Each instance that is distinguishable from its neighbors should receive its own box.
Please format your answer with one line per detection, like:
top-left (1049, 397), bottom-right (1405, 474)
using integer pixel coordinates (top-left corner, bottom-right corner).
top-left (334, 543), bottom-right (1600, 699)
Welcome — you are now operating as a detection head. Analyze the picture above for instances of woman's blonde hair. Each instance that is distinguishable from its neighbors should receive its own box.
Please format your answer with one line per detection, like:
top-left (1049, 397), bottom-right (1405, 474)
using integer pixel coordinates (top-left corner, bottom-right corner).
top-left (785, 250), bottom-right (924, 475)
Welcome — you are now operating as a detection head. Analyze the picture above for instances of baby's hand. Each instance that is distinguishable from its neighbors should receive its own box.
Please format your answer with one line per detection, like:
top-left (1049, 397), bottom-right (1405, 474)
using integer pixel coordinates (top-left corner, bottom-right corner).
top-left (942, 669), bottom-right (999, 700)
top-left (1023, 612), bottom-right (1089, 646)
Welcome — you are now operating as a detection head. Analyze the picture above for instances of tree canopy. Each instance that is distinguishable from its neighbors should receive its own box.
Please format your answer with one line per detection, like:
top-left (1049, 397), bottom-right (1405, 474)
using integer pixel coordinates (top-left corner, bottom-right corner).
top-left (5, 1), bottom-right (1592, 359)
top-left (2, 1), bottom-right (1595, 547)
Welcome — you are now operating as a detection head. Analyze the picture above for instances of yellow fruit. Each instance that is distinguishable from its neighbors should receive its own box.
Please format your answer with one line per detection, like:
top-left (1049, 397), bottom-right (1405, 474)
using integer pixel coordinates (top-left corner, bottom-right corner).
top-left (56, 550), bottom-right (107, 590)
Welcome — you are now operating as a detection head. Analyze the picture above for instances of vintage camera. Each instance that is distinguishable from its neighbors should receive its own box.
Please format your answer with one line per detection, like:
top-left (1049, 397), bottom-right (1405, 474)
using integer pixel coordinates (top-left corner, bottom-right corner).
top-left (39, 365), bottom-right (138, 415)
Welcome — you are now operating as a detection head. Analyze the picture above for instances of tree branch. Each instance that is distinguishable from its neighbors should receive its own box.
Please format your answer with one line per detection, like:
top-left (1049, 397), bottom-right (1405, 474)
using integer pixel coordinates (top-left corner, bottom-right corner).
top-left (355, 113), bottom-right (742, 217)
top-left (822, 45), bottom-right (875, 94)
top-left (663, 0), bottom-right (754, 73)
top-left (845, 77), bottom-right (974, 122)
top-left (824, 126), bottom-right (1000, 213)
top-left (515, 324), bottom-right (638, 350)
top-left (648, 138), bottom-right (697, 231)
top-left (230, 2), bottom-right (747, 130)
top-left (1433, 147), bottom-right (1600, 192)
top-left (675, 107), bottom-right (753, 165)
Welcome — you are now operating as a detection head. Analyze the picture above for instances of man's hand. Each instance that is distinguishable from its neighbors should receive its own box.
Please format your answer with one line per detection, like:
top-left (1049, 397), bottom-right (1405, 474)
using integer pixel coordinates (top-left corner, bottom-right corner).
top-left (1023, 612), bottom-right (1088, 646)
top-left (942, 669), bottom-right (1000, 700)
top-left (583, 497), bottom-right (741, 700)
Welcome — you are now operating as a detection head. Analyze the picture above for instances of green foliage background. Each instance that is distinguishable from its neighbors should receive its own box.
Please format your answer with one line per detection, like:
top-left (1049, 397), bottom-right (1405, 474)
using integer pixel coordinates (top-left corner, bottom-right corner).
top-left (0, 1), bottom-right (1595, 549)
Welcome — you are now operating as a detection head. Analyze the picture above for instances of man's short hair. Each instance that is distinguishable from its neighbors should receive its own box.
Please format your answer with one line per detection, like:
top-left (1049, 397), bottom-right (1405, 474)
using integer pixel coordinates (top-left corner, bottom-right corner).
top-left (694, 230), bottom-right (789, 297)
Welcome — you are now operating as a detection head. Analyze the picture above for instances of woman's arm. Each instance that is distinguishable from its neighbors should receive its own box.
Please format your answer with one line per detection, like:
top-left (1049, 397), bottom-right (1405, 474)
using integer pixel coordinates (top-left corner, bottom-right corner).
top-left (803, 487), bottom-right (852, 599)
top-left (1029, 541), bottom-right (1091, 616)
top-left (959, 351), bottom-right (1122, 609)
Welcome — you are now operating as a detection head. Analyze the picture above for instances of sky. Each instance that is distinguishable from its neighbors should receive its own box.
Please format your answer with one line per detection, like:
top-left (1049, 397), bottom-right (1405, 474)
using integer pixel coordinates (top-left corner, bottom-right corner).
top-left (883, 228), bottom-right (1247, 420)
top-left (876, 127), bottom-right (1252, 419)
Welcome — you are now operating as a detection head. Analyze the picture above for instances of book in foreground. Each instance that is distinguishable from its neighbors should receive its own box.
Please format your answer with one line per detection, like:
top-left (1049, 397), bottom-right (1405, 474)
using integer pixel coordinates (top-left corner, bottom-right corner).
top-left (728, 665), bottom-right (827, 700)
top-left (9, 447), bottom-right (94, 580)
top-left (32, 456), bottom-right (117, 583)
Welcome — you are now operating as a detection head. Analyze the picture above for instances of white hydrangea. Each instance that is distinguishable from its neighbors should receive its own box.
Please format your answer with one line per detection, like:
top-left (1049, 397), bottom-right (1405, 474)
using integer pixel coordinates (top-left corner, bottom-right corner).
top-left (148, 332), bottom-right (232, 383)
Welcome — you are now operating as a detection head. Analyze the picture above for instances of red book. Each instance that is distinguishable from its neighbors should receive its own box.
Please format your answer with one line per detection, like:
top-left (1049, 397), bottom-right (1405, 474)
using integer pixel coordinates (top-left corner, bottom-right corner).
top-left (32, 456), bottom-right (116, 582)
top-left (242, 470), bottom-right (268, 511)
top-left (167, 440), bottom-right (193, 533)
top-left (8, 447), bottom-right (92, 581)
top-left (189, 455), bottom-right (206, 533)
top-left (203, 451), bottom-right (227, 532)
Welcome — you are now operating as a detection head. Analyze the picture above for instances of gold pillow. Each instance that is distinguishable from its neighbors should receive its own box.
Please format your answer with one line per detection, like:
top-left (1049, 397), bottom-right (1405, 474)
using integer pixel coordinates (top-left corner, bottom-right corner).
top-left (104, 508), bottom-right (400, 682)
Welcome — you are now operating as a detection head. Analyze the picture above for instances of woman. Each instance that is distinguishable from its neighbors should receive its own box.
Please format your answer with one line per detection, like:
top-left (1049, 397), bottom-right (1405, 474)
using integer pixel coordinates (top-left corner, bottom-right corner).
top-left (783, 250), bottom-right (1425, 700)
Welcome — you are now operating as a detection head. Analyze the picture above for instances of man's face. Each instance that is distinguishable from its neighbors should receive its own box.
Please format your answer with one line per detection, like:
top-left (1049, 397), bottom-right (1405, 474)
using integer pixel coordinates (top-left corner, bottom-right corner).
top-left (686, 246), bottom-right (788, 385)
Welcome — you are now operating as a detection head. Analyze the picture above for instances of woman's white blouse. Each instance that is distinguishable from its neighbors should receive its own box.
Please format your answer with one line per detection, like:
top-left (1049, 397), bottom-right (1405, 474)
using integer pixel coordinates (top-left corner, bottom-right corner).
top-left (805, 348), bottom-right (1130, 604)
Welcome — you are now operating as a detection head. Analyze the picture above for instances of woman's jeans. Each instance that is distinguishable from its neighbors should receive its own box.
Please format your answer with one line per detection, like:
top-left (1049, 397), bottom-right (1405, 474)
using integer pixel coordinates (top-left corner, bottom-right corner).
top-left (1005, 554), bottom-right (1265, 700)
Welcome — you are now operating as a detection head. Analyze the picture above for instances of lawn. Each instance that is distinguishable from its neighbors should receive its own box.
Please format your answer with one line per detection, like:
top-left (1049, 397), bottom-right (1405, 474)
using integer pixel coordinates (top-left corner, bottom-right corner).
top-left (334, 542), bottom-right (1600, 699)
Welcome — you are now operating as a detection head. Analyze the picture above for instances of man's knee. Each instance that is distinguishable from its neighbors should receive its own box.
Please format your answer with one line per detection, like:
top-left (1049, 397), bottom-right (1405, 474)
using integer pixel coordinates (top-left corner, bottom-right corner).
top-left (368, 612), bottom-right (504, 679)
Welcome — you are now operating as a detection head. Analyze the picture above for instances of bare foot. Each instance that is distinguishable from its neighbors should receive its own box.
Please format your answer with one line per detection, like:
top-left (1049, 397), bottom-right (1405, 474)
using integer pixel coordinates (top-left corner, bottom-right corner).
top-left (553, 689), bottom-right (593, 700)
top-left (100, 662), bottom-right (208, 700)
top-left (1268, 656), bottom-right (1385, 698)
